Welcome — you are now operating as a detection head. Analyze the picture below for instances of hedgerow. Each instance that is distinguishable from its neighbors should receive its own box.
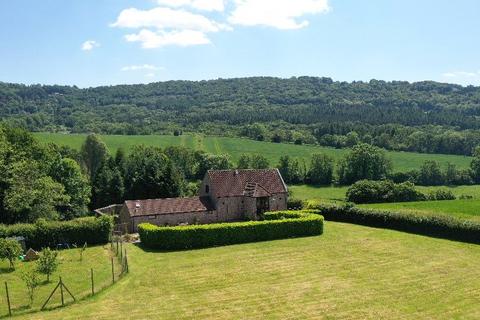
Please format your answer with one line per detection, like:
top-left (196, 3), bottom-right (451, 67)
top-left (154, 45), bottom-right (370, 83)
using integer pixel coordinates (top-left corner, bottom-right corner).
top-left (138, 211), bottom-right (323, 250)
top-left (308, 203), bottom-right (480, 244)
top-left (0, 216), bottom-right (113, 249)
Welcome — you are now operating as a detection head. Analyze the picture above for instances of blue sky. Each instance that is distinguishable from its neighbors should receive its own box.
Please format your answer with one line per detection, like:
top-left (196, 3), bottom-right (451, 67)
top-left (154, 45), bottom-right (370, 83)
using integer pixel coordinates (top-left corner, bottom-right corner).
top-left (0, 0), bottom-right (479, 88)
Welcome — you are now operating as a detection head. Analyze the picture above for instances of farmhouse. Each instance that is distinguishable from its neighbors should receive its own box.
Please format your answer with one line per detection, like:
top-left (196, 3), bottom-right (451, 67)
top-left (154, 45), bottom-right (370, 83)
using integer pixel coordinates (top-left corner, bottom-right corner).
top-left (99, 169), bottom-right (288, 233)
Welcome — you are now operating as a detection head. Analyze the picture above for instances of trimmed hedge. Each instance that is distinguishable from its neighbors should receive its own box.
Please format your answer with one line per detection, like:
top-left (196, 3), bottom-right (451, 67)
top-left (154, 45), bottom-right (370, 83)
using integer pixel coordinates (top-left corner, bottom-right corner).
top-left (309, 203), bottom-right (480, 244)
top-left (139, 211), bottom-right (324, 250)
top-left (0, 216), bottom-right (113, 250)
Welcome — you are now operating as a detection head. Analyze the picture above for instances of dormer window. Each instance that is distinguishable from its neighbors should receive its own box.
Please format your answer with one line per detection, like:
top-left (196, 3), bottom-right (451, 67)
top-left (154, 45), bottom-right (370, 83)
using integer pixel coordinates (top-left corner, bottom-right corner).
top-left (205, 185), bottom-right (209, 193)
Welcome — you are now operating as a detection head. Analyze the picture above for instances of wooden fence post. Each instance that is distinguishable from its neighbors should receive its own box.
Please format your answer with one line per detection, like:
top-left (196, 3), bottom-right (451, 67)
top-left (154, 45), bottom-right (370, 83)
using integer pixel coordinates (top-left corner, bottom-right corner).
top-left (120, 240), bottom-right (123, 260)
top-left (5, 282), bottom-right (11, 317)
top-left (111, 258), bottom-right (115, 284)
top-left (90, 268), bottom-right (94, 296)
top-left (59, 277), bottom-right (64, 307)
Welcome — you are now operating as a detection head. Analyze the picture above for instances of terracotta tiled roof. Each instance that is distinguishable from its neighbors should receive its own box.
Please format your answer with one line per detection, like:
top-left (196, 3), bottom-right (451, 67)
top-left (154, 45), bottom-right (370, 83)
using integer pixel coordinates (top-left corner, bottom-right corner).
top-left (125, 196), bottom-right (214, 217)
top-left (207, 169), bottom-right (287, 198)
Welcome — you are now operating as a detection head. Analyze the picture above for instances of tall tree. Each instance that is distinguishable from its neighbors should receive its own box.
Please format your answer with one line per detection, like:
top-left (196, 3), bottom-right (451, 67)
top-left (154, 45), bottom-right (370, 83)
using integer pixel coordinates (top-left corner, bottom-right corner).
top-left (124, 146), bottom-right (185, 200)
top-left (50, 158), bottom-right (91, 218)
top-left (80, 134), bottom-right (109, 181)
top-left (307, 153), bottom-right (334, 185)
top-left (337, 143), bottom-right (391, 185)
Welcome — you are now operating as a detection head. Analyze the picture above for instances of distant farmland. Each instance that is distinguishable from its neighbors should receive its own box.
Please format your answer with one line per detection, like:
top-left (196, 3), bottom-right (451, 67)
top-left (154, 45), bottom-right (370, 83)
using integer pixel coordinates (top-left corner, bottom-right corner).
top-left (34, 133), bottom-right (472, 172)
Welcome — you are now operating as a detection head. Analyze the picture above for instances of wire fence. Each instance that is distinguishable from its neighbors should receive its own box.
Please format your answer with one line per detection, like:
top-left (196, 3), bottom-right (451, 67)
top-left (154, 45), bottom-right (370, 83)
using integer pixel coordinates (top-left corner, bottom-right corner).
top-left (1, 236), bottom-right (129, 318)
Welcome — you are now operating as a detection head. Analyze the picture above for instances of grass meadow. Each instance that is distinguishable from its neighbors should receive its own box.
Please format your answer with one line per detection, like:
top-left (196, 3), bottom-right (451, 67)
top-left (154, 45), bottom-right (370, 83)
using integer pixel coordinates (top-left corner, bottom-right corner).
top-left (289, 184), bottom-right (480, 221)
top-left (13, 222), bottom-right (480, 320)
top-left (34, 133), bottom-right (472, 172)
top-left (0, 245), bottom-right (122, 318)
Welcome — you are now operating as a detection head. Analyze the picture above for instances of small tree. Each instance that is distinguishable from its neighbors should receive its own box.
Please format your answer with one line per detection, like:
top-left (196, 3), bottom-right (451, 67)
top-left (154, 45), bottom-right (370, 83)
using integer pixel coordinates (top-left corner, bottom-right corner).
top-left (21, 269), bottom-right (40, 306)
top-left (36, 248), bottom-right (59, 282)
top-left (0, 238), bottom-right (23, 270)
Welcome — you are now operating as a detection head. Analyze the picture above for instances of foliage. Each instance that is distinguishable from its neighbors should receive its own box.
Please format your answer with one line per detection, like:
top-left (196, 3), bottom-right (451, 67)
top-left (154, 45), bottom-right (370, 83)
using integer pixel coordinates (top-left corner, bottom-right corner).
top-left (50, 158), bottom-right (91, 218)
top-left (0, 125), bottom-right (89, 224)
top-left (138, 211), bottom-right (323, 250)
top-left (80, 134), bottom-right (109, 181)
top-left (21, 269), bottom-right (40, 306)
top-left (124, 145), bottom-right (185, 200)
top-left (0, 238), bottom-right (23, 269)
top-left (36, 247), bottom-right (59, 282)
top-left (0, 216), bottom-right (113, 250)
top-left (237, 153), bottom-right (270, 169)
top-left (346, 180), bottom-right (425, 204)
top-left (4, 78), bottom-right (480, 157)
top-left (277, 155), bottom-right (306, 184)
top-left (307, 153), bottom-right (334, 184)
top-left (337, 143), bottom-right (391, 184)
top-left (310, 203), bottom-right (480, 244)
top-left (426, 189), bottom-right (456, 201)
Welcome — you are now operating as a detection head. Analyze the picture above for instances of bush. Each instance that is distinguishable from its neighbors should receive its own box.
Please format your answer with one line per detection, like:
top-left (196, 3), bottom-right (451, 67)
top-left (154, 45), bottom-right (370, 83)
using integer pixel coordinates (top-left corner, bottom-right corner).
top-left (346, 180), bottom-right (424, 204)
top-left (309, 203), bottom-right (480, 244)
top-left (0, 238), bottom-right (23, 269)
top-left (138, 211), bottom-right (323, 250)
top-left (0, 216), bottom-right (113, 250)
top-left (426, 189), bottom-right (456, 201)
top-left (287, 198), bottom-right (304, 209)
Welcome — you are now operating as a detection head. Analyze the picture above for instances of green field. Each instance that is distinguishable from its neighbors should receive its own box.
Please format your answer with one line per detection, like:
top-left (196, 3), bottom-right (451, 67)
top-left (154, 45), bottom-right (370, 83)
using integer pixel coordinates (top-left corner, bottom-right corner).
top-left (34, 133), bottom-right (472, 172)
top-left (358, 199), bottom-right (480, 222)
top-left (289, 184), bottom-right (480, 202)
top-left (0, 246), bottom-right (122, 318)
top-left (290, 184), bottom-right (480, 221)
top-left (14, 222), bottom-right (480, 319)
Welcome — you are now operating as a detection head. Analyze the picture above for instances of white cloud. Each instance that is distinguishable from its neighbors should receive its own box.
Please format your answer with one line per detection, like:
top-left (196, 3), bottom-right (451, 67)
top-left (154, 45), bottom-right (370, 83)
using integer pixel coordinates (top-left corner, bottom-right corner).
top-left (111, 7), bottom-right (229, 32)
top-left (81, 40), bottom-right (100, 51)
top-left (125, 29), bottom-right (210, 48)
top-left (121, 64), bottom-right (163, 71)
top-left (228, 0), bottom-right (330, 29)
top-left (145, 72), bottom-right (156, 78)
top-left (157, 0), bottom-right (224, 12)
top-left (442, 71), bottom-right (479, 78)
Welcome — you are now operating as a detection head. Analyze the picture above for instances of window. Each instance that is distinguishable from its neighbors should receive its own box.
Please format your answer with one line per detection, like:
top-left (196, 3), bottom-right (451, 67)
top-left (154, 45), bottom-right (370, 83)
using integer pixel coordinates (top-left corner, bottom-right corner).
top-left (205, 185), bottom-right (209, 193)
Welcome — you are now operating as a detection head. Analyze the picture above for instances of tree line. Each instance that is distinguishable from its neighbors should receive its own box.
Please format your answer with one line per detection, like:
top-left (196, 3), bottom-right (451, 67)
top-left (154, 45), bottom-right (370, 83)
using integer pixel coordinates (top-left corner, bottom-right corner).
top-left (2, 77), bottom-right (480, 156)
top-left (3, 125), bottom-right (480, 225)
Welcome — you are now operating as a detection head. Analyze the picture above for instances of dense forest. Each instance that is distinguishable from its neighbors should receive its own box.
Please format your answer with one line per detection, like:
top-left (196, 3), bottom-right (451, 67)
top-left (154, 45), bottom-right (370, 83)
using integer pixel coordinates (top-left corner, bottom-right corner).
top-left (2, 77), bottom-right (480, 155)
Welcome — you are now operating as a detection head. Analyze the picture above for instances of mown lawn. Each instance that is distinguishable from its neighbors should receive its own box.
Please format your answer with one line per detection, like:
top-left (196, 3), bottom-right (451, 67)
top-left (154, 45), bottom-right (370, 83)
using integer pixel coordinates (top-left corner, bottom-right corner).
top-left (15, 222), bottom-right (480, 320)
top-left (34, 133), bottom-right (472, 172)
top-left (0, 245), bottom-right (122, 318)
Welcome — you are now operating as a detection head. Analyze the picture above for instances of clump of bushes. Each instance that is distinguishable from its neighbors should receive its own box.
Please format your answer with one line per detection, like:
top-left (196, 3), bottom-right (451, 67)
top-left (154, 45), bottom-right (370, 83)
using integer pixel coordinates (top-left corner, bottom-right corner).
top-left (346, 180), bottom-right (425, 204)
top-left (346, 180), bottom-right (457, 204)
top-left (0, 216), bottom-right (113, 250)
top-left (138, 211), bottom-right (323, 250)
top-left (308, 203), bottom-right (480, 244)
top-left (426, 189), bottom-right (456, 201)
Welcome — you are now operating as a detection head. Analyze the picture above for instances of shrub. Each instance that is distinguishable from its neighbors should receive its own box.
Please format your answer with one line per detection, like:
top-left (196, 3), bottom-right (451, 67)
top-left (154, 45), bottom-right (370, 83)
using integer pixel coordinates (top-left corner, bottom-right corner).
top-left (309, 203), bottom-right (480, 244)
top-left (346, 180), bottom-right (424, 204)
top-left (426, 189), bottom-right (456, 201)
top-left (0, 238), bottom-right (23, 270)
top-left (139, 211), bottom-right (323, 250)
top-left (287, 198), bottom-right (304, 209)
top-left (36, 248), bottom-right (59, 282)
top-left (0, 216), bottom-right (113, 250)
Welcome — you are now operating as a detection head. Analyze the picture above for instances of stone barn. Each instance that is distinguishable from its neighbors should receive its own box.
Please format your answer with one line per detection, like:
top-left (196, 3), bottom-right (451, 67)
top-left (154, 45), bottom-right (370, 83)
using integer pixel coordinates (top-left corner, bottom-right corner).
top-left (102, 169), bottom-right (288, 233)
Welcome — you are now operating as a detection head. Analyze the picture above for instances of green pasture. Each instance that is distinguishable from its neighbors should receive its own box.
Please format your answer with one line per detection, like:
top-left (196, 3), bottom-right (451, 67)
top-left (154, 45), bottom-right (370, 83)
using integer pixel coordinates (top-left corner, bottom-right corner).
top-left (15, 222), bottom-right (480, 320)
top-left (0, 245), bottom-right (122, 318)
top-left (34, 133), bottom-right (472, 172)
